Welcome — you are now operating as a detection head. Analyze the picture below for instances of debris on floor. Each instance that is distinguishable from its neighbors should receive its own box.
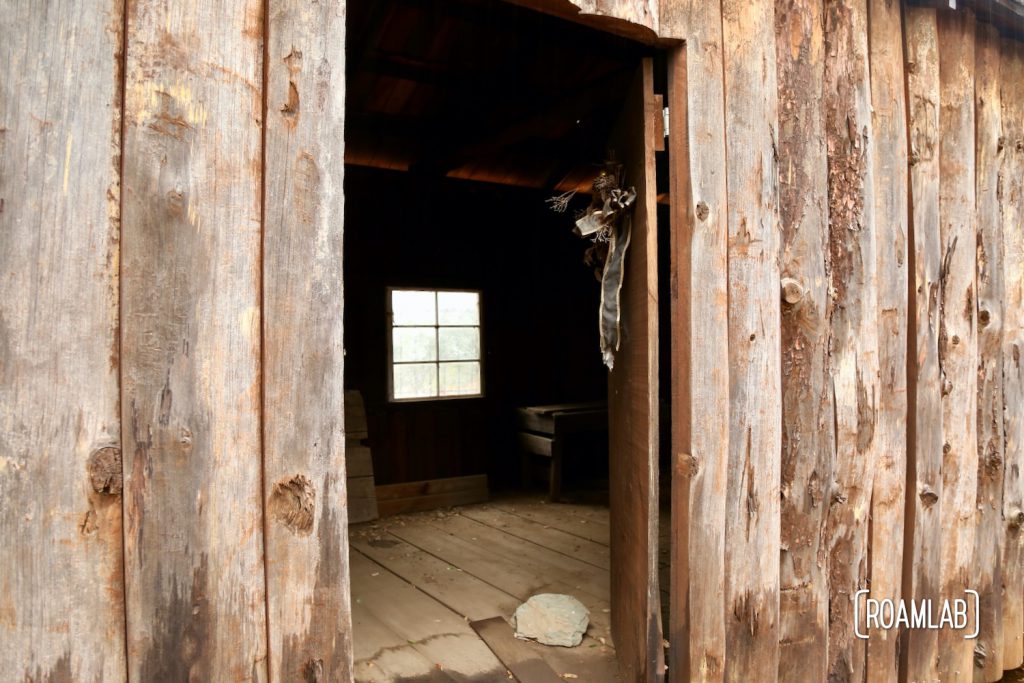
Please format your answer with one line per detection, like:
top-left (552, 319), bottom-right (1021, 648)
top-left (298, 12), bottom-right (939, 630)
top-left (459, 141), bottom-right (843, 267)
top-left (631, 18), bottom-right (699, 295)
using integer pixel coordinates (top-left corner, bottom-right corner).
top-left (513, 593), bottom-right (590, 647)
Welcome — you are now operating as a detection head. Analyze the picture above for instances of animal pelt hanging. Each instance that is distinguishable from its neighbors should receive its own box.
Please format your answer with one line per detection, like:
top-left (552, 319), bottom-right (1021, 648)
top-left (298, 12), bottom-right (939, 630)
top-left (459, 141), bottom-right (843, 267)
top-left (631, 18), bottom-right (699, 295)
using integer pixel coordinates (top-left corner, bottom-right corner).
top-left (549, 163), bottom-right (637, 370)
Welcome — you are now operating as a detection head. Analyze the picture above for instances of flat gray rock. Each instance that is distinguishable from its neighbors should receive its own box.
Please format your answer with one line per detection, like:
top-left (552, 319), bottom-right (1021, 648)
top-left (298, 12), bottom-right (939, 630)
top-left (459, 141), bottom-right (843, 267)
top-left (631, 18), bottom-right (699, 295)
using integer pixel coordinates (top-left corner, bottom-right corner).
top-left (512, 593), bottom-right (590, 647)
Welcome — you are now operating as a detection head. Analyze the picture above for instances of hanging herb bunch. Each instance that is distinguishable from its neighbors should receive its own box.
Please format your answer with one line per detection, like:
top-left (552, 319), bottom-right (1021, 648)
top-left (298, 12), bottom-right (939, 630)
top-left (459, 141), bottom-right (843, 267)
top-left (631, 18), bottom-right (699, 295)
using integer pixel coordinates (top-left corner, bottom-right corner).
top-left (547, 162), bottom-right (637, 370)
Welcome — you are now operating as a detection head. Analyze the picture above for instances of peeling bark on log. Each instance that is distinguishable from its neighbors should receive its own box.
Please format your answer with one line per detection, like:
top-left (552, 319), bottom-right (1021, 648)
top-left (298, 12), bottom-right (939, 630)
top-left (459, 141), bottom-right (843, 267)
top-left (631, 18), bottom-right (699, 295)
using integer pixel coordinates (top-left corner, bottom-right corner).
top-left (972, 21), bottom-right (1005, 683)
top-left (121, 1), bottom-right (268, 679)
top-left (821, 1), bottom-right (878, 680)
top-left (935, 10), bottom-right (978, 682)
top-left (720, 1), bottom-right (782, 679)
top-left (772, 2), bottom-right (832, 681)
top-left (1000, 37), bottom-right (1024, 672)
top-left (263, 1), bottom-right (354, 680)
top-left (0, 1), bottom-right (126, 680)
top-left (666, 2), bottom-right (730, 681)
top-left (866, 0), bottom-right (909, 679)
top-left (902, 9), bottom-right (944, 681)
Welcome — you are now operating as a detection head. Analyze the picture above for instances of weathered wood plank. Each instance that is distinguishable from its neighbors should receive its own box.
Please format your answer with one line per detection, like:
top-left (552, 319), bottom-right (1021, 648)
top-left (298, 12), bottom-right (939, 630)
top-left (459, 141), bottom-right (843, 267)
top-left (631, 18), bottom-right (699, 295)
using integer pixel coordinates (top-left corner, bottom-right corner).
top-left (504, 0), bottom-right (666, 43)
top-left (664, 0), bottom-right (731, 678)
top-left (866, 0), bottom-right (909, 679)
top-left (902, 9), bottom-right (944, 681)
top-left (606, 57), bottom-right (663, 683)
top-left (351, 530), bottom-right (522, 622)
top-left (387, 515), bottom-right (614, 636)
top-left (121, 1), bottom-right (267, 679)
top-left (1000, 37), bottom-right (1024, 672)
top-left (821, 1), bottom-right (878, 679)
top-left (491, 498), bottom-right (611, 545)
top-left (720, 1), bottom-right (782, 679)
top-left (936, 10), bottom-right (978, 681)
top-left (349, 550), bottom-right (506, 680)
top-left (772, 1), bottom-right (831, 680)
top-left (263, 2), bottom-right (352, 679)
top-left (0, 1), bottom-right (126, 680)
top-left (460, 505), bottom-right (611, 569)
top-left (972, 22), bottom-right (1005, 683)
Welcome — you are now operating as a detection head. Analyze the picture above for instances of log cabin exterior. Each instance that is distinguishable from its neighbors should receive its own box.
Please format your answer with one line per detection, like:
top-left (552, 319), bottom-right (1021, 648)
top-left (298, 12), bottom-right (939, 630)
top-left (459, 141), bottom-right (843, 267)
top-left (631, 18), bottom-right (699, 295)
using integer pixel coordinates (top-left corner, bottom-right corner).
top-left (1, 0), bottom-right (1024, 681)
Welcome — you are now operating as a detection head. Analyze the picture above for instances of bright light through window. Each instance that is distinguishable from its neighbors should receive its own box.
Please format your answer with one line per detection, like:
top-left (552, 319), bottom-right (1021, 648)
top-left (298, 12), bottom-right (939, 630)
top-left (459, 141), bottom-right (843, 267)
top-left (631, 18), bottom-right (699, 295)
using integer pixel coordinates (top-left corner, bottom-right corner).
top-left (388, 289), bottom-right (482, 401)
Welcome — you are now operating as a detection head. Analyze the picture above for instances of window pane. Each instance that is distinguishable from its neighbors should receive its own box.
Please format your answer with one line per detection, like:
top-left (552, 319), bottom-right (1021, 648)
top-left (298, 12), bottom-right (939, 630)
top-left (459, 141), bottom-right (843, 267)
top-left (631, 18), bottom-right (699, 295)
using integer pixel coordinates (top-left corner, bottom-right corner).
top-left (438, 327), bottom-right (479, 361)
top-left (393, 363), bottom-right (438, 399)
top-left (392, 290), bottom-right (436, 325)
top-left (393, 327), bottom-right (437, 362)
top-left (437, 291), bottom-right (479, 325)
top-left (439, 362), bottom-right (481, 396)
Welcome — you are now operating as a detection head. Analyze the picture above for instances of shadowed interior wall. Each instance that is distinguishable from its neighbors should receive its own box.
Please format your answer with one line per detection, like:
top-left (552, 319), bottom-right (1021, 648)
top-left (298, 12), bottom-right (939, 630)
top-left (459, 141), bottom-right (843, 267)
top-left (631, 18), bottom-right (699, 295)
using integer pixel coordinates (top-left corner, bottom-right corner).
top-left (343, 166), bottom-right (608, 486)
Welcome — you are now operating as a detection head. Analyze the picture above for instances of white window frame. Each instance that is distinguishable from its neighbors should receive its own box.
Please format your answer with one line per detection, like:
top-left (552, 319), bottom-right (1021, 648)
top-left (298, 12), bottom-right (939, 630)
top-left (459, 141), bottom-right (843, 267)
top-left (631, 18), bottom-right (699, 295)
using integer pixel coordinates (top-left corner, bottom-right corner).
top-left (386, 287), bottom-right (484, 402)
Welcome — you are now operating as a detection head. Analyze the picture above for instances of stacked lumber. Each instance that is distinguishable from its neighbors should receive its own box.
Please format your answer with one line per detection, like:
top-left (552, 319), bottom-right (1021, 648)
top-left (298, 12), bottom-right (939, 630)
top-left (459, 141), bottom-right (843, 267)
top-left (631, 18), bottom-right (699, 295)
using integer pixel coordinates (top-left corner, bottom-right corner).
top-left (346, 391), bottom-right (379, 524)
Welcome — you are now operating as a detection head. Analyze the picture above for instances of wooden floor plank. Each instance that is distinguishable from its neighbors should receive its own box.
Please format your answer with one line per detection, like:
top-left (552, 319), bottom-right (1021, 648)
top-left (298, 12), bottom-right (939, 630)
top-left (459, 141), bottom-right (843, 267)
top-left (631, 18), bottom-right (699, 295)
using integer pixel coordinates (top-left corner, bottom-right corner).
top-left (388, 517), bottom-right (613, 638)
top-left (350, 550), bottom-right (506, 682)
top-left (490, 499), bottom-right (611, 546)
top-left (351, 528), bottom-right (522, 622)
top-left (351, 504), bottom-right (621, 681)
top-left (460, 505), bottom-right (611, 570)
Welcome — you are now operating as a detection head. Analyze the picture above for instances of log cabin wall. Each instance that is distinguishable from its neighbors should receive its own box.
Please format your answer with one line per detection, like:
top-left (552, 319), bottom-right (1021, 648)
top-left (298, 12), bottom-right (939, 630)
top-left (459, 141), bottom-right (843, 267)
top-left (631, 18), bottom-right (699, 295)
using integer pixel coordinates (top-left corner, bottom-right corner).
top-left (666, 1), bottom-right (1024, 682)
top-left (1, 0), bottom-right (1024, 682)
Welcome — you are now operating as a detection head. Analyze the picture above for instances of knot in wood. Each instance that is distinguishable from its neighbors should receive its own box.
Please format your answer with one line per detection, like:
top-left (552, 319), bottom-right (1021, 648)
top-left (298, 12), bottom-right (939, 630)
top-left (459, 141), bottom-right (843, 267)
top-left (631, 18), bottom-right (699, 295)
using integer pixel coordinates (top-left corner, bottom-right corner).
top-left (695, 201), bottom-right (710, 222)
top-left (918, 486), bottom-right (939, 508)
top-left (979, 309), bottom-right (991, 327)
top-left (1011, 510), bottom-right (1024, 531)
top-left (780, 278), bottom-right (805, 305)
top-left (87, 446), bottom-right (123, 495)
top-left (269, 474), bottom-right (316, 536)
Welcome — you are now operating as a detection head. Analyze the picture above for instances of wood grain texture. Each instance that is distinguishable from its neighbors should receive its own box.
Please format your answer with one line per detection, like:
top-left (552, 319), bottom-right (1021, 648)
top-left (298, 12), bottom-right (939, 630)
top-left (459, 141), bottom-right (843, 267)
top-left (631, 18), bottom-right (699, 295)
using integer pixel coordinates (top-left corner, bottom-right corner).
top-left (263, 1), bottom-right (352, 680)
top-left (902, 9), bottom-right (944, 681)
top-left (720, 1), bottom-right (782, 679)
top-left (121, 1), bottom-right (268, 679)
top-left (866, 1), bottom-right (909, 679)
top-left (772, 2), bottom-right (832, 680)
top-left (0, 1), bottom-right (126, 680)
top-left (606, 57), bottom-right (663, 683)
top-left (821, 1), bottom-right (878, 679)
top-left (502, 0), bottom-right (664, 43)
top-left (1000, 37), bottom-right (1024, 672)
top-left (666, 1), bottom-right (731, 678)
top-left (936, 10), bottom-right (978, 682)
top-left (972, 22), bottom-right (1004, 683)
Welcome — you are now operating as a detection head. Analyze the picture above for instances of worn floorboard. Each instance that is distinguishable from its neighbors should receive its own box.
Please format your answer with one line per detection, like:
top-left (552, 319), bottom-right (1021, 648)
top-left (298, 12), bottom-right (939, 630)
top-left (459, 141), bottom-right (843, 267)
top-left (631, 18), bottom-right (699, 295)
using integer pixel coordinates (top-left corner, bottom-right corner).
top-left (349, 498), bottom-right (626, 682)
top-left (350, 550), bottom-right (506, 682)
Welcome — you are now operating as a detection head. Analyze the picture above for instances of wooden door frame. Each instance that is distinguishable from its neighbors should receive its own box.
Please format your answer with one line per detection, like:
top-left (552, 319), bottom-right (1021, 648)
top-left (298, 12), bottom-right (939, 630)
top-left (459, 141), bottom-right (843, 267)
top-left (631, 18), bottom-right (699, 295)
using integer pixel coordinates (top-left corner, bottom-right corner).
top-left (338, 2), bottom-right (674, 681)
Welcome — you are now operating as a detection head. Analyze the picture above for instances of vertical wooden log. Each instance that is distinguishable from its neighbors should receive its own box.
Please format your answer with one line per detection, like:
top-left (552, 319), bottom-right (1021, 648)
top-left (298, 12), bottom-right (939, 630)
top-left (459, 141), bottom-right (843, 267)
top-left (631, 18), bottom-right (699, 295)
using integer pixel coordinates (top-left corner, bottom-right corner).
top-left (0, 2), bottom-right (126, 680)
top-left (821, 0), bottom-right (878, 679)
top-left (1000, 38), bottom-right (1024, 672)
top-left (661, 0), bottom-right (730, 678)
top-left (972, 22), bottom-right (1004, 683)
top-left (720, 1), bottom-right (782, 679)
top-left (772, 2), bottom-right (832, 681)
top-left (121, 1), bottom-right (268, 679)
top-left (935, 10), bottom-right (977, 682)
top-left (866, 0), bottom-right (909, 679)
top-left (607, 57), bottom-right (664, 683)
top-left (263, 1), bottom-right (353, 680)
top-left (902, 9), bottom-right (943, 682)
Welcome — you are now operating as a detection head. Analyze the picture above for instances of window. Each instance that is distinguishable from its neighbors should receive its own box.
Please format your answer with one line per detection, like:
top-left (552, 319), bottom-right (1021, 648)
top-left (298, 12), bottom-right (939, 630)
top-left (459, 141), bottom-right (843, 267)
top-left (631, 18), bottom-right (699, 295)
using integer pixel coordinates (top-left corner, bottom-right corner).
top-left (388, 288), bottom-right (483, 401)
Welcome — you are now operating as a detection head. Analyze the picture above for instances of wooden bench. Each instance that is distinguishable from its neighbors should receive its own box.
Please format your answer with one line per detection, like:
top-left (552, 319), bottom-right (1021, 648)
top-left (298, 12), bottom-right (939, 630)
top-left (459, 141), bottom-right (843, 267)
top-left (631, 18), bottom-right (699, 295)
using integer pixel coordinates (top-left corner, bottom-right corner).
top-left (516, 401), bottom-right (608, 501)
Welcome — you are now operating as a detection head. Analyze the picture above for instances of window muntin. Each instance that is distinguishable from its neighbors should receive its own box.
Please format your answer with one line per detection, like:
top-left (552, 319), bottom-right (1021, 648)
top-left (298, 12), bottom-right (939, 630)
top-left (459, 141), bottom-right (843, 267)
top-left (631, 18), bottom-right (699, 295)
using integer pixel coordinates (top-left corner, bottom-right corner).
top-left (388, 289), bottom-right (482, 400)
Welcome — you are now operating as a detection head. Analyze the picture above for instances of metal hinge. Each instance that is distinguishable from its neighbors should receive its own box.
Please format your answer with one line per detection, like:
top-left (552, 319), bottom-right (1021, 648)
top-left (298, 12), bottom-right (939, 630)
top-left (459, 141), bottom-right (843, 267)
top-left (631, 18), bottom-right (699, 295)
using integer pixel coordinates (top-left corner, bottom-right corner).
top-left (662, 107), bottom-right (670, 139)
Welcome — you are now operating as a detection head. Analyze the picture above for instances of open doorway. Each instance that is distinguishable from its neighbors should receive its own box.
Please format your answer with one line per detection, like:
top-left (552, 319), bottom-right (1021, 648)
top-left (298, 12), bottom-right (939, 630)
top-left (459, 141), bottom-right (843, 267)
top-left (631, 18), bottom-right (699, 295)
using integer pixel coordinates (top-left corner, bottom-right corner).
top-left (342, 1), bottom-right (667, 680)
